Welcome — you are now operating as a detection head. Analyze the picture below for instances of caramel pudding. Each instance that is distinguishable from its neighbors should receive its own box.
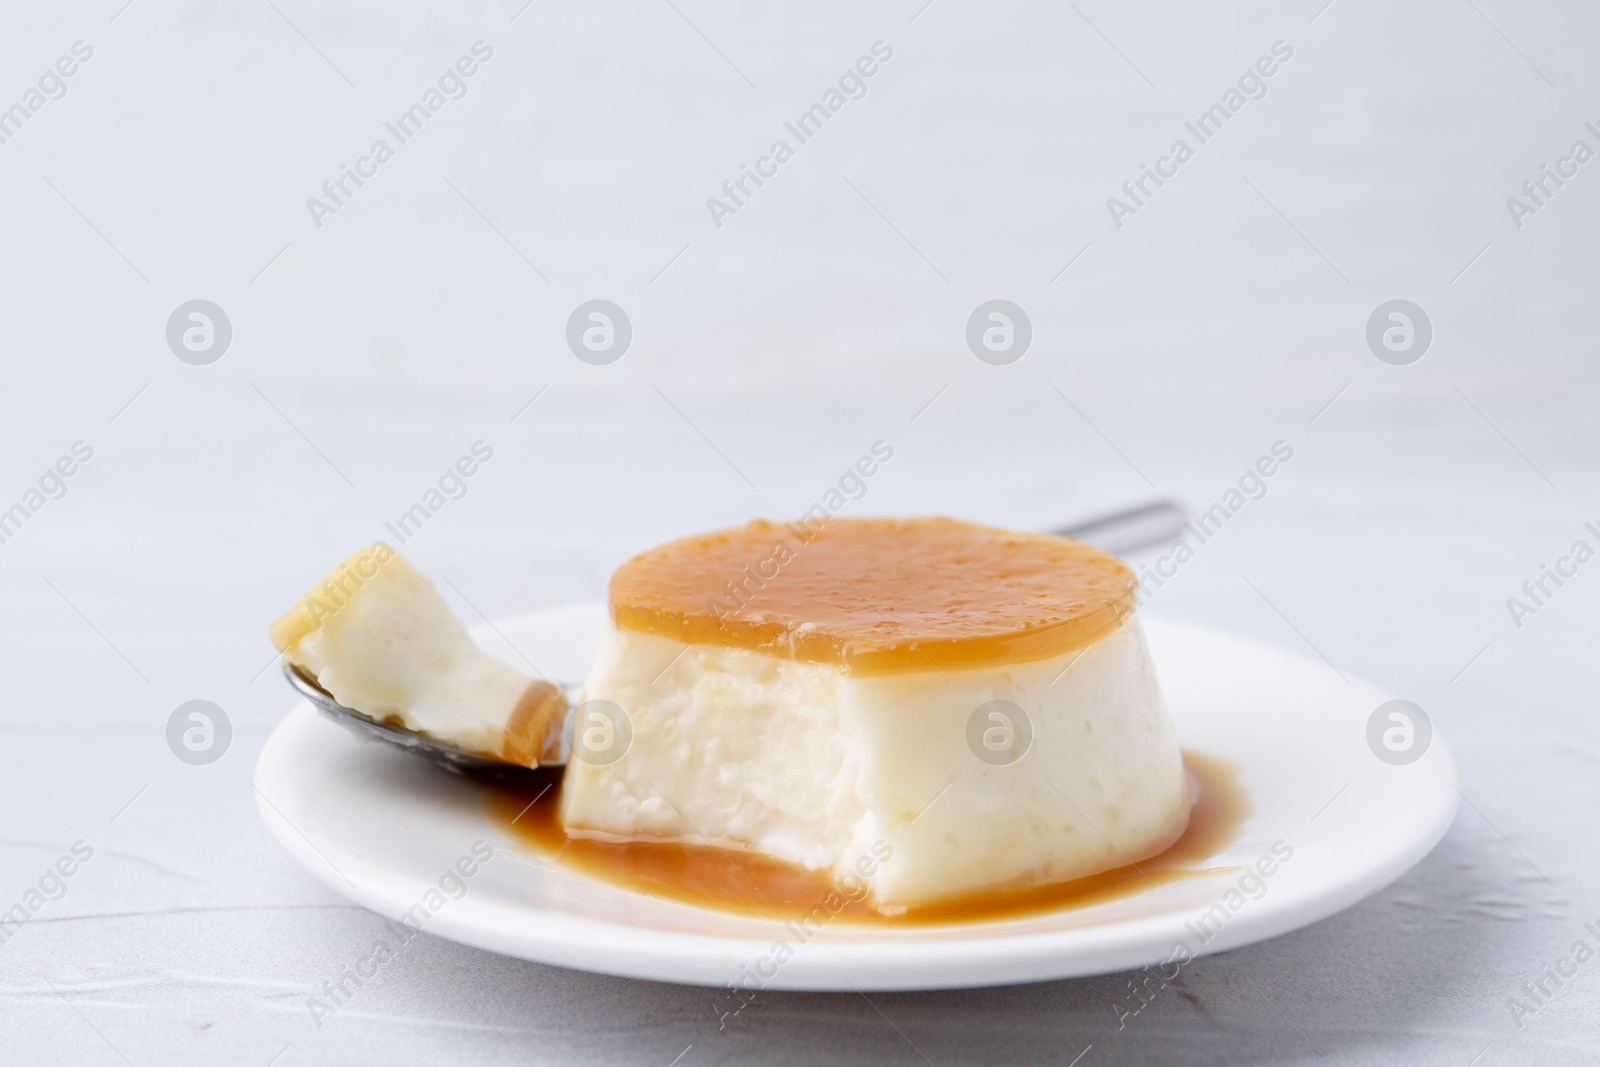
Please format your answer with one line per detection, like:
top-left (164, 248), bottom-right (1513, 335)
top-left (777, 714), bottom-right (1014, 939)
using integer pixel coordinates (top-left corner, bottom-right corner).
top-left (561, 517), bottom-right (1191, 915)
top-left (269, 544), bottom-right (565, 764)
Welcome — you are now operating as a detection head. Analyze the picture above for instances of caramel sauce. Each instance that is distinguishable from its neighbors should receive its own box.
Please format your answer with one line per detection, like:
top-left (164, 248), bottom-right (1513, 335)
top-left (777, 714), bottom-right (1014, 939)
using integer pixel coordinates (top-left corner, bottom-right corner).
top-left (607, 517), bottom-right (1137, 674)
top-left (499, 681), bottom-right (567, 765)
top-left (486, 751), bottom-right (1248, 926)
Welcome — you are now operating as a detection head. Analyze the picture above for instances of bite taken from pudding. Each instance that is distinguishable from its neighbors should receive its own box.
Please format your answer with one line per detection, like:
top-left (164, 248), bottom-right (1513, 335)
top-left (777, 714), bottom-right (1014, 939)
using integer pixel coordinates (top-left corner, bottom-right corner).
top-left (562, 516), bottom-right (1191, 915)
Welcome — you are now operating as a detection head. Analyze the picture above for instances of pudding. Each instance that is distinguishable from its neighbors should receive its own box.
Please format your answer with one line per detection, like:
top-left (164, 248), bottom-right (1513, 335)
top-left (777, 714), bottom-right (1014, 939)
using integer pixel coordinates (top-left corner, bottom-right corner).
top-left (561, 517), bottom-right (1190, 914)
top-left (268, 544), bottom-right (565, 765)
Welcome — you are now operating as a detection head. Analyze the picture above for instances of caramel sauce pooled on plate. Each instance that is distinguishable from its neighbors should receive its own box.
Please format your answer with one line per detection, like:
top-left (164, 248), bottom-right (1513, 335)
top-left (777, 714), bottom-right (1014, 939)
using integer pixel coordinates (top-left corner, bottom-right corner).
top-left (607, 517), bottom-right (1138, 675)
top-left (485, 751), bottom-right (1249, 926)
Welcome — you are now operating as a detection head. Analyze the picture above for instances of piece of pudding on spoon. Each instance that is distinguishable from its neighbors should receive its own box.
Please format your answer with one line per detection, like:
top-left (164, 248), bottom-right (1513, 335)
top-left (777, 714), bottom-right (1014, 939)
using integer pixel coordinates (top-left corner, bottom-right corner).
top-left (268, 543), bottom-right (568, 768)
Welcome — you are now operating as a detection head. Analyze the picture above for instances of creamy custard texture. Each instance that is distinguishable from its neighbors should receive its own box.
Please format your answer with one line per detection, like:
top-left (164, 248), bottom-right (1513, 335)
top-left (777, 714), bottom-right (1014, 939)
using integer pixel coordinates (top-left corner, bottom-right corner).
top-left (565, 516), bottom-right (1189, 913)
top-left (499, 752), bottom-right (1244, 925)
top-left (270, 544), bottom-right (564, 765)
top-left (608, 517), bottom-right (1137, 673)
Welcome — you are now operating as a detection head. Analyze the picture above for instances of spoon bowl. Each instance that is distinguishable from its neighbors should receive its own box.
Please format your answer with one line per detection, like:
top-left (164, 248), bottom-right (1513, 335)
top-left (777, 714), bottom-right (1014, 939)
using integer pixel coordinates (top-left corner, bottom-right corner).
top-left (282, 664), bottom-right (578, 784)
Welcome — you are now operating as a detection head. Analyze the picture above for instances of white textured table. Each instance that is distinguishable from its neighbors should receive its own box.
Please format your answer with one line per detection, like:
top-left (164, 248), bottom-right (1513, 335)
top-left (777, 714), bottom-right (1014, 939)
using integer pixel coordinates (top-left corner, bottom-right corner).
top-left (1, 1), bottom-right (1596, 1064)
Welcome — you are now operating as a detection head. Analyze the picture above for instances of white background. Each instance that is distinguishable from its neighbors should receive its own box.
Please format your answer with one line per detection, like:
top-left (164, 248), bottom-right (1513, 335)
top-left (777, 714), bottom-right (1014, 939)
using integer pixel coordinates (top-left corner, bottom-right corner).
top-left (0, 0), bottom-right (1596, 1063)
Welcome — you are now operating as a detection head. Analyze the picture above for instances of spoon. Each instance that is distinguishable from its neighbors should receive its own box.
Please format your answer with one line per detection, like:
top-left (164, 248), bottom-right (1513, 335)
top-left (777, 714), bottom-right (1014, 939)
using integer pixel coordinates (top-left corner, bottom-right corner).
top-left (284, 499), bottom-right (1186, 780)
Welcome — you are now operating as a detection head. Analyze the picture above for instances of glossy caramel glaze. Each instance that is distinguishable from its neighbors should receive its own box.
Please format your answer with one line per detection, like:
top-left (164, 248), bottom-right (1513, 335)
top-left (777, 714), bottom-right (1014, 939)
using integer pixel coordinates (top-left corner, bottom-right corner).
top-left (485, 751), bottom-right (1247, 926)
top-left (608, 517), bottom-right (1137, 674)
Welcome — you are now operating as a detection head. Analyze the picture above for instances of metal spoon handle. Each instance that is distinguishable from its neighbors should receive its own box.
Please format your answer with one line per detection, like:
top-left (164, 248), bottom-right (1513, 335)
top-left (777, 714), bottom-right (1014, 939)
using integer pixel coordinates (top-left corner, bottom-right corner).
top-left (1048, 499), bottom-right (1186, 555)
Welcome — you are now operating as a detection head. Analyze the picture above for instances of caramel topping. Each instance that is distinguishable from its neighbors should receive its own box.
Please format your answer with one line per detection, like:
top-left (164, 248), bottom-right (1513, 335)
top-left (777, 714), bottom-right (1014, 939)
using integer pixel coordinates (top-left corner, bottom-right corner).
top-left (608, 517), bottom-right (1137, 674)
top-left (499, 681), bottom-right (568, 767)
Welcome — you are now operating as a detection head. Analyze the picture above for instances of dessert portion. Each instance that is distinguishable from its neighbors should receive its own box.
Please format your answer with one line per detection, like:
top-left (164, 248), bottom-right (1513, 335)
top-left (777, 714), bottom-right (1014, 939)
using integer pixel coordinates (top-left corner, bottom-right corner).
top-left (562, 517), bottom-right (1190, 914)
top-left (269, 544), bottom-right (565, 765)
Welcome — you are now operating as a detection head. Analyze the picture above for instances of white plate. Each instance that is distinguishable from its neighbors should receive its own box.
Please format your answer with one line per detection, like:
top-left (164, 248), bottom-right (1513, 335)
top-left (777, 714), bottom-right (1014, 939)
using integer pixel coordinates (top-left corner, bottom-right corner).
top-left (254, 605), bottom-right (1457, 991)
